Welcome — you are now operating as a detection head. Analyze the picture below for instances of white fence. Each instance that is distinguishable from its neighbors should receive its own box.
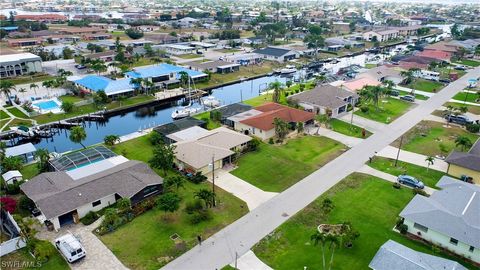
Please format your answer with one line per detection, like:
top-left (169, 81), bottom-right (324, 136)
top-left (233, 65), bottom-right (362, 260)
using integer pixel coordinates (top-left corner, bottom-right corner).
top-left (0, 211), bottom-right (27, 257)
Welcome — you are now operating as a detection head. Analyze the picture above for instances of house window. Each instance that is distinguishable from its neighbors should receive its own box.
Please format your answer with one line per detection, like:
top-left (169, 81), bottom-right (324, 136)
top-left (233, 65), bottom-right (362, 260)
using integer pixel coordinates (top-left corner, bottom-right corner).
top-left (469, 246), bottom-right (474, 252)
top-left (92, 200), bottom-right (101, 207)
top-left (449, 238), bottom-right (458, 246)
top-left (413, 222), bottom-right (428, 233)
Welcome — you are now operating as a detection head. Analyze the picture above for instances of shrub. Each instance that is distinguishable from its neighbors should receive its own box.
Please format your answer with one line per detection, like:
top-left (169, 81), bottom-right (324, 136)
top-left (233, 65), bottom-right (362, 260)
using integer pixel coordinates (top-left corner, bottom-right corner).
top-left (466, 123), bottom-right (480, 133)
top-left (268, 138), bottom-right (274, 144)
top-left (149, 131), bottom-right (163, 145)
top-left (184, 199), bottom-right (203, 214)
top-left (188, 209), bottom-right (212, 225)
top-left (360, 105), bottom-right (369, 113)
top-left (189, 172), bottom-right (207, 184)
top-left (18, 195), bottom-right (35, 212)
top-left (395, 217), bottom-right (404, 228)
top-left (80, 211), bottom-right (99, 225)
top-left (0, 197), bottom-right (17, 213)
top-left (285, 92), bottom-right (289, 97)
top-left (413, 188), bottom-right (428, 197)
top-left (392, 182), bottom-right (401, 189)
top-left (247, 137), bottom-right (261, 152)
top-left (5, 182), bottom-right (22, 195)
top-left (347, 103), bottom-right (353, 111)
top-left (398, 224), bottom-right (408, 234)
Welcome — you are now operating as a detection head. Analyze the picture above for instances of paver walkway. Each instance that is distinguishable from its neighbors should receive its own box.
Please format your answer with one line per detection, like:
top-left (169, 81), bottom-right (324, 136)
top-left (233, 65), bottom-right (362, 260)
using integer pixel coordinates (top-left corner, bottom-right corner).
top-left (357, 165), bottom-right (435, 195)
top-left (338, 112), bottom-right (387, 133)
top-left (376, 145), bottom-right (448, 172)
top-left (37, 218), bottom-right (127, 270)
top-left (212, 170), bottom-right (278, 210)
top-left (229, 250), bottom-right (273, 270)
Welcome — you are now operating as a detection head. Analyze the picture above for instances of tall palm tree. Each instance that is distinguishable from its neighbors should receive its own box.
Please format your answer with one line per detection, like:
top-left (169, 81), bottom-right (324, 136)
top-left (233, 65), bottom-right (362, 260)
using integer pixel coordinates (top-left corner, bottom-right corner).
top-left (18, 87), bottom-right (27, 101)
top-left (311, 231), bottom-right (327, 270)
top-left (326, 234), bottom-right (341, 270)
top-left (269, 80), bottom-right (284, 103)
top-left (179, 71), bottom-right (189, 88)
top-left (0, 80), bottom-right (16, 105)
top-left (359, 86), bottom-right (386, 111)
top-left (29, 83), bottom-right (39, 96)
top-left (455, 136), bottom-right (472, 152)
top-left (425, 156), bottom-right (434, 171)
top-left (42, 80), bottom-right (52, 97)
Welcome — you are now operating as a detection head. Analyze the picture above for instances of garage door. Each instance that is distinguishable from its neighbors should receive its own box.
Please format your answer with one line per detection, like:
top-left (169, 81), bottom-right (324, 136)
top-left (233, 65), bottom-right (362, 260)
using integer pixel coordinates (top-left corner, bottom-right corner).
top-left (58, 211), bottom-right (75, 227)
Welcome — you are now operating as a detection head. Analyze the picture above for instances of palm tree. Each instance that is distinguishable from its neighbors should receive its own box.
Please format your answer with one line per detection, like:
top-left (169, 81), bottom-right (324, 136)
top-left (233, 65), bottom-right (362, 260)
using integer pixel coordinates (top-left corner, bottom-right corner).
top-left (104, 134), bottom-right (120, 147)
top-left (194, 188), bottom-right (215, 208)
top-left (326, 234), bottom-right (341, 270)
top-left (0, 80), bottom-right (16, 105)
top-left (425, 156), bottom-right (434, 171)
top-left (35, 148), bottom-right (50, 172)
top-left (69, 126), bottom-right (87, 149)
top-left (311, 231), bottom-right (327, 270)
top-left (269, 80), bottom-right (283, 103)
top-left (179, 71), bottom-right (189, 88)
top-left (29, 83), bottom-right (39, 96)
top-left (455, 136), bottom-right (472, 152)
top-left (18, 87), bottom-right (27, 101)
top-left (164, 175), bottom-right (186, 191)
top-left (359, 86), bottom-right (386, 111)
top-left (42, 80), bottom-right (53, 97)
top-left (273, 117), bottom-right (289, 140)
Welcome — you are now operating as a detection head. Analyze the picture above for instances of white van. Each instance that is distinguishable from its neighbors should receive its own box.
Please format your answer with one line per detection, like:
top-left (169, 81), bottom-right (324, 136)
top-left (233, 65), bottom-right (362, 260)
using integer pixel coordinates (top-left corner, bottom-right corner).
top-left (55, 233), bottom-right (86, 263)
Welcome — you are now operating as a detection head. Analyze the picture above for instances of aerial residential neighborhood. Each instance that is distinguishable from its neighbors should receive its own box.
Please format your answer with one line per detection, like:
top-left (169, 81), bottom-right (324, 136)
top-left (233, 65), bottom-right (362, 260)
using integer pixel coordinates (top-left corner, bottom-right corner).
top-left (0, 0), bottom-right (479, 270)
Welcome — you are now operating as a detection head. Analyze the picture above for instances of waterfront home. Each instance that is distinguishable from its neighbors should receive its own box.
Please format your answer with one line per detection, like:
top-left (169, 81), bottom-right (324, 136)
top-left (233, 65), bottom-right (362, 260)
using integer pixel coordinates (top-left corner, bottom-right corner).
top-left (125, 63), bottom-right (207, 88)
top-left (21, 148), bottom-right (163, 231)
top-left (72, 75), bottom-right (135, 97)
top-left (231, 103), bottom-right (314, 140)
top-left (185, 60), bottom-right (241, 74)
top-left (253, 47), bottom-right (299, 62)
top-left (173, 127), bottom-right (252, 174)
top-left (288, 85), bottom-right (358, 118)
top-left (399, 176), bottom-right (480, 264)
top-left (0, 53), bottom-right (43, 78)
top-left (369, 240), bottom-right (467, 270)
top-left (356, 66), bottom-right (404, 85)
top-left (445, 139), bottom-right (480, 185)
top-left (334, 77), bottom-right (382, 93)
top-left (363, 29), bottom-right (400, 42)
top-left (153, 117), bottom-right (207, 144)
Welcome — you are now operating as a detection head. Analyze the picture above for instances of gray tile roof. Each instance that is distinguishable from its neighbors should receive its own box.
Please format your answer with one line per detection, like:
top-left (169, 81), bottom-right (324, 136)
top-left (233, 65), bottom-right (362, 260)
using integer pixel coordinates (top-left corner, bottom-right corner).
top-left (369, 240), bottom-right (467, 270)
top-left (288, 85), bottom-right (358, 109)
top-left (253, 47), bottom-right (293, 57)
top-left (445, 139), bottom-right (480, 171)
top-left (21, 160), bottom-right (163, 219)
top-left (400, 176), bottom-right (480, 248)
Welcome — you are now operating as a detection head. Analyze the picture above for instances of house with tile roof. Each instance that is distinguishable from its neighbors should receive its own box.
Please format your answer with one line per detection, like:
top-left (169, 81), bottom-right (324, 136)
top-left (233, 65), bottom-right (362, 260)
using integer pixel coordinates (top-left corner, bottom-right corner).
top-left (253, 46), bottom-right (299, 62)
top-left (399, 176), bottom-right (480, 264)
top-left (335, 77), bottom-right (382, 92)
top-left (445, 138), bottom-right (480, 185)
top-left (369, 240), bottom-right (467, 270)
top-left (231, 103), bottom-right (314, 140)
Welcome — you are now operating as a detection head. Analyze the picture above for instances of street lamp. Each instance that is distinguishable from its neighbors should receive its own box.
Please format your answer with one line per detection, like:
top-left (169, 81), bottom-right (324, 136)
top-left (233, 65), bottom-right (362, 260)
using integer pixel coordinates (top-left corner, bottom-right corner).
top-left (208, 154), bottom-right (216, 207)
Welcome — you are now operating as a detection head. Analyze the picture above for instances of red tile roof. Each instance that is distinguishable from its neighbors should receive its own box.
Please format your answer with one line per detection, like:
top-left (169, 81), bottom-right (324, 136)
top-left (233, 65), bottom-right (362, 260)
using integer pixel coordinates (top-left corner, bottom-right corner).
top-left (240, 103), bottom-right (314, 131)
top-left (416, 50), bottom-right (452, 61)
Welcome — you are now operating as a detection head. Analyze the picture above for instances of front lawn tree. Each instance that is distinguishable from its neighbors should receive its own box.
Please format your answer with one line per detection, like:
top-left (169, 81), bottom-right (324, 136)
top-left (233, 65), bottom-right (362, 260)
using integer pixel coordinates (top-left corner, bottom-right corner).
top-left (156, 192), bottom-right (181, 217)
top-left (69, 126), bottom-right (87, 149)
top-left (194, 189), bottom-right (216, 208)
top-left (425, 156), bottom-right (434, 171)
top-left (164, 175), bottom-right (186, 191)
top-left (359, 86), bottom-right (386, 111)
top-left (455, 136), bottom-right (472, 151)
top-left (149, 143), bottom-right (176, 175)
top-left (311, 231), bottom-right (328, 270)
top-left (273, 117), bottom-right (289, 141)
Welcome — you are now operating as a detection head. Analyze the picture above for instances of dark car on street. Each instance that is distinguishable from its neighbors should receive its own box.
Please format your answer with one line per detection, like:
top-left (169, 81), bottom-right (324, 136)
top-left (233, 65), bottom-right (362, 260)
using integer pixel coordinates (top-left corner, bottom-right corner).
top-left (444, 114), bottom-right (474, 125)
top-left (400, 95), bottom-right (415, 102)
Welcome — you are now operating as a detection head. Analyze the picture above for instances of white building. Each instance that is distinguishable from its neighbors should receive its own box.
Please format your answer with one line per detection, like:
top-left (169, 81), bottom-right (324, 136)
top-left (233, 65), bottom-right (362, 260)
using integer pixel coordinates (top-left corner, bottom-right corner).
top-left (164, 44), bottom-right (196, 55)
top-left (0, 53), bottom-right (43, 78)
top-left (399, 176), bottom-right (480, 264)
top-left (363, 30), bottom-right (400, 42)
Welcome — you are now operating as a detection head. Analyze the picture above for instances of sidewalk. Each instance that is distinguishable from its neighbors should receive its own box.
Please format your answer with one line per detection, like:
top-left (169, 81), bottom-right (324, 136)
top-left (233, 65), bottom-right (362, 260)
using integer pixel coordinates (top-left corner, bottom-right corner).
top-left (212, 170), bottom-right (278, 210)
top-left (338, 112), bottom-right (387, 133)
top-left (395, 86), bottom-right (435, 97)
top-left (376, 145), bottom-right (448, 172)
top-left (357, 165), bottom-right (435, 195)
top-left (230, 250), bottom-right (273, 270)
top-left (448, 99), bottom-right (480, 106)
top-left (307, 126), bottom-right (363, 147)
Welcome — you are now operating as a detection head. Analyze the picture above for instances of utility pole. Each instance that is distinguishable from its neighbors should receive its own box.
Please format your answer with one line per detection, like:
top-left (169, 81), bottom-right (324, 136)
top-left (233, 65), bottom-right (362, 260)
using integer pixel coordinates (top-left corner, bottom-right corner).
top-left (394, 135), bottom-right (403, 167)
top-left (211, 154), bottom-right (216, 207)
top-left (234, 252), bottom-right (238, 269)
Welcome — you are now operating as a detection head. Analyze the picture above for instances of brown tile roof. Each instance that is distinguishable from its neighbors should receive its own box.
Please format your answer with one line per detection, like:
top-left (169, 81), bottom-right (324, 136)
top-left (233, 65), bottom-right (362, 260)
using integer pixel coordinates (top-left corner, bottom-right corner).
top-left (240, 102), bottom-right (314, 131)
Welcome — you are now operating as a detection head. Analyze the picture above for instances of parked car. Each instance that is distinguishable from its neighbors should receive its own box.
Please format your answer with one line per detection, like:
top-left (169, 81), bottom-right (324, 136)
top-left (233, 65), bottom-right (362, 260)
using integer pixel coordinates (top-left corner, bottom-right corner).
top-left (388, 90), bottom-right (400, 96)
top-left (444, 114), bottom-right (474, 125)
top-left (454, 65), bottom-right (467, 71)
top-left (400, 95), bottom-right (415, 102)
top-left (55, 233), bottom-right (86, 263)
top-left (75, 64), bottom-right (86, 69)
top-left (397, 175), bottom-right (425, 189)
top-left (439, 78), bottom-right (451, 84)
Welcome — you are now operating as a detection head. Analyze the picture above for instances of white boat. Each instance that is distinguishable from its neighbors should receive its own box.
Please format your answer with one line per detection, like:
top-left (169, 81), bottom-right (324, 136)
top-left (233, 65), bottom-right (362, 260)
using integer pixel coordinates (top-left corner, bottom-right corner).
top-left (202, 96), bottom-right (221, 108)
top-left (280, 67), bottom-right (296, 74)
top-left (171, 106), bottom-right (199, 119)
top-left (11, 126), bottom-right (35, 137)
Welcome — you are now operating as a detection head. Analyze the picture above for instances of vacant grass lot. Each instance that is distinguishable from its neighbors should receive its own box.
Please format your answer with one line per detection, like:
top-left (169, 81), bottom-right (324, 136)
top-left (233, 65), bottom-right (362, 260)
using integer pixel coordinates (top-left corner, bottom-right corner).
top-left (355, 97), bottom-right (412, 123)
top-left (253, 173), bottom-right (474, 270)
top-left (33, 95), bottom-right (155, 124)
top-left (330, 119), bottom-right (372, 138)
top-left (456, 59), bottom-right (480, 67)
top-left (367, 156), bottom-right (444, 187)
top-left (393, 120), bottom-right (479, 157)
top-left (444, 102), bottom-right (480, 115)
top-left (452, 91), bottom-right (479, 103)
top-left (404, 79), bottom-right (444, 93)
top-left (231, 136), bottom-right (346, 192)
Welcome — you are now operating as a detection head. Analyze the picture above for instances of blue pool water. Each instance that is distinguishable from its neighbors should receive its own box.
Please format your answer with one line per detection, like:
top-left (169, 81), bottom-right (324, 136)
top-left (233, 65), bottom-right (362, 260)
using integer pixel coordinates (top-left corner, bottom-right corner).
top-left (35, 100), bottom-right (60, 110)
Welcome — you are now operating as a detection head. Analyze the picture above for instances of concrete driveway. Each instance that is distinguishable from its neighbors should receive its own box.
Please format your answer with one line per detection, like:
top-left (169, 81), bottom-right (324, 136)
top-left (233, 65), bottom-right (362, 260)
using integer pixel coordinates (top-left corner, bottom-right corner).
top-left (42, 59), bottom-right (88, 77)
top-left (37, 218), bottom-right (127, 270)
top-left (212, 170), bottom-right (278, 210)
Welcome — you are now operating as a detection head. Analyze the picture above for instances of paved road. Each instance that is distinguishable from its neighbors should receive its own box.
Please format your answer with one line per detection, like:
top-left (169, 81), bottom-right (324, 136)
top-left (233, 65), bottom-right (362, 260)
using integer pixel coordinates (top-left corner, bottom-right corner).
top-left (162, 66), bottom-right (480, 270)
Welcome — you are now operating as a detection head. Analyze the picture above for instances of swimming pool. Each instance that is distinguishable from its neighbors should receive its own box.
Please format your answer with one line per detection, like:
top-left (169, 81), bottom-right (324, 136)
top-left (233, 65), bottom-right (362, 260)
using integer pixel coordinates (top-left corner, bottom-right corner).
top-left (35, 100), bottom-right (60, 110)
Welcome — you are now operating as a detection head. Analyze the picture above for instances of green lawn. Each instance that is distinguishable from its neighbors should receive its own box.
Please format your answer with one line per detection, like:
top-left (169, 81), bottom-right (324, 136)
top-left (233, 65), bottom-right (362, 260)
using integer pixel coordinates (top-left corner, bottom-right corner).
top-left (368, 156), bottom-right (444, 187)
top-left (101, 180), bottom-right (247, 270)
top-left (397, 89), bottom-right (429, 100)
top-left (243, 81), bottom-right (316, 107)
top-left (329, 119), bottom-right (372, 138)
top-left (456, 59), bottom-right (480, 67)
top-left (176, 54), bottom-right (202, 59)
top-left (452, 91), bottom-right (479, 103)
top-left (193, 111), bottom-right (221, 130)
top-left (365, 63), bottom-right (377, 69)
top-left (7, 73), bottom-right (55, 85)
top-left (32, 95), bottom-right (155, 124)
top-left (20, 163), bottom-right (41, 180)
top-left (231, 136), bottom-right (346, 192)
top-left (393, 120), bottom-right (480, 157)
top-left (355, 97), bottom-right (412, 123)
top-left (253, 173), bottom-right (474, 270)
top-left (444, 102), bottom-right (480, 115)
top-left (7, 107), bottom-right (28, 118)
top-left (1, 245), bottom-right (69, 270)
top-left (58, 95), bottom-right (86, 104)
top-left (404, 79), bottom-right (444, 93)
top-left (0, 110), bottom-right (9, 120)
